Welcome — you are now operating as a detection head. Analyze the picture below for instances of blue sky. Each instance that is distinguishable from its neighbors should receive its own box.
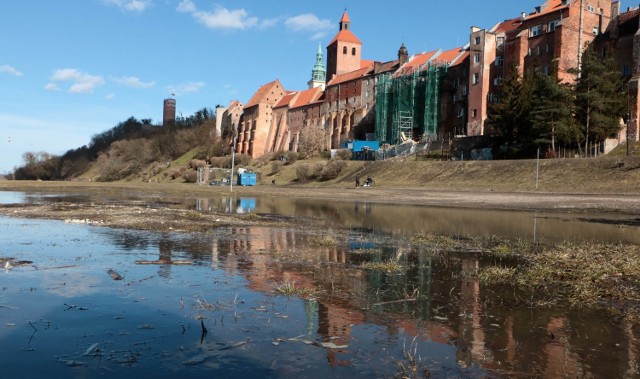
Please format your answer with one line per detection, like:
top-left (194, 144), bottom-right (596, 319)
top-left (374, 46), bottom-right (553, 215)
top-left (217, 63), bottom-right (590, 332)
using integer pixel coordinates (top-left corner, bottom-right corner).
top-left (0, 0), bottom-right (544, 173)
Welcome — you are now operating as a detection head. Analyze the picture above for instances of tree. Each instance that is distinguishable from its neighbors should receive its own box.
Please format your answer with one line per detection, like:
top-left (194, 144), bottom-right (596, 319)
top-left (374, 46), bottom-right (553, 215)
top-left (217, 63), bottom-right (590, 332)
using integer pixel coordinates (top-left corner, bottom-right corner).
top-left (297, 126), bottom-right (326, 159)
top-left (574, 48), bottom-right (626, 155)
top-left (529, 70), bottom-right (576, 153)
top-left (486, 65), bottom-right (533, 149)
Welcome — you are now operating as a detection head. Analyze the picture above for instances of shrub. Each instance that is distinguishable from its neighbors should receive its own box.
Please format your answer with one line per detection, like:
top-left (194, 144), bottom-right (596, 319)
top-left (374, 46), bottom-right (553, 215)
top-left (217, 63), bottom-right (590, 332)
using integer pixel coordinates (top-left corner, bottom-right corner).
top-left (271, 161), bottom-right (284, 175)
top-left (320, 160), bottom-right (347, 180)
top-left (183, 170), bottom-right (197, 183)
top-left (320, 150), bottom-right (331, 159)
top-left (171, 170), bottom-right (182, 180)
top-left (189, 159), bottom-right (207, 169)
top-left (336, 149), bottom-right (352, 160)
top-left (298, 126), bottom-right (325, 159)
top-left (285, 152), bottom-right (298, 165)
top-left (296, 164), bottom-right (312, 181)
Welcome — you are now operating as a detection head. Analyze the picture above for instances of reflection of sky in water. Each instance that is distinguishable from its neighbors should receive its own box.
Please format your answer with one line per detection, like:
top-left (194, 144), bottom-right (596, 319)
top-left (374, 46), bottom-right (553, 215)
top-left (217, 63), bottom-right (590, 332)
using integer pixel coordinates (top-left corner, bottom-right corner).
top-left (0, 191), bottom-right (25, 204)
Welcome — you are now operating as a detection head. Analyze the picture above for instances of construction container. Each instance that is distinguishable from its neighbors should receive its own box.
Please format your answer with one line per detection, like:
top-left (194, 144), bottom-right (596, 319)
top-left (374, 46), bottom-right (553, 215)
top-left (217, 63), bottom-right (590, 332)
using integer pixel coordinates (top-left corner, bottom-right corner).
top-left (237, 172), bottom-right (257, 186)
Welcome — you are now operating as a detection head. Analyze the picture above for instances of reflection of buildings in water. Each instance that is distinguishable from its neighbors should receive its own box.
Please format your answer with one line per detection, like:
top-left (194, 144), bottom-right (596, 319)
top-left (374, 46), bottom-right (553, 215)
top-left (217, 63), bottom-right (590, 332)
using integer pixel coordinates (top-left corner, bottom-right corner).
top-left (194, 197), bottom-right (256, 214)
top-left (157, 236), bottom-right (173, 279)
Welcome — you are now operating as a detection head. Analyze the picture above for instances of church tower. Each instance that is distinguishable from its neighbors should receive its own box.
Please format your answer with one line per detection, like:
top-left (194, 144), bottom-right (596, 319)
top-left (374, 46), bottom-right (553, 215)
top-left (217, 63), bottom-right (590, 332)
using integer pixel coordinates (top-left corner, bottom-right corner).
top-left (326, 10), bottom-right (362, 82)
top-left (308, 43), bottom-right (326, 90)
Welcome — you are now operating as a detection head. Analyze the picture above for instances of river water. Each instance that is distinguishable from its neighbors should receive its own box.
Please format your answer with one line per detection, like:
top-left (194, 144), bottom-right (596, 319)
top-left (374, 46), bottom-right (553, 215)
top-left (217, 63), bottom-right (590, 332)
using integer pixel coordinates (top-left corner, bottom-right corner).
top-left (1, 190), bottom-right (639, 378)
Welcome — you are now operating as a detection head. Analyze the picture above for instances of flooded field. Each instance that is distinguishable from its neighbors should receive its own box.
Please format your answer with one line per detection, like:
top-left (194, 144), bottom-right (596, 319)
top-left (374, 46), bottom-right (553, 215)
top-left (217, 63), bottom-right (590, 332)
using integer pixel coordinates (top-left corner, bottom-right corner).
top-left (1, 190), bottom-right (640, 377)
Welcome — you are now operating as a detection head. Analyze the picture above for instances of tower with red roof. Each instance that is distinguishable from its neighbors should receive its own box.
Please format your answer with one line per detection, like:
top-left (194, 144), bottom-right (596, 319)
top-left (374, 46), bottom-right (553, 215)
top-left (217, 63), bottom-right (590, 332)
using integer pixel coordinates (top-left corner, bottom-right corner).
top-left (326, 10), bottom-right (362, 83)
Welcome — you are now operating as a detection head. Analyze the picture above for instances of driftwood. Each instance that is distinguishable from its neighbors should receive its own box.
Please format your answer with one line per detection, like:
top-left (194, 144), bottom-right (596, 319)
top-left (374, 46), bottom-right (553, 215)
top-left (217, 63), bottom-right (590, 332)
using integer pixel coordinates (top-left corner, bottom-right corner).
top-left (107, 268), bottom-right (123, 280)
top-left (134, 260), bottom-right (193, 265)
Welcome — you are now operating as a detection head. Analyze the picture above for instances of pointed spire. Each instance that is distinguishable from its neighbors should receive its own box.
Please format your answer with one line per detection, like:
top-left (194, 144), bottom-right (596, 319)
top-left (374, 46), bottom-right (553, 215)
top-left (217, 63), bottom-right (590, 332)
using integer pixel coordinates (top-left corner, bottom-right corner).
top-left (339, 10), bottom-right (350, 31)
top-left (309, 43), bottom-right (326, 89)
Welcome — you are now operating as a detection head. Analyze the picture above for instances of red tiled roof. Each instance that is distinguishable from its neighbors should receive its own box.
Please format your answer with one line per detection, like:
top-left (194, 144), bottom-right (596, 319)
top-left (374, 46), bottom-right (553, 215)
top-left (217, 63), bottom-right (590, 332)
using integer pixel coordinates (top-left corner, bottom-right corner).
top-left (524, 0), bottom-right (568, 21)
top-left (291, 87), bottom-right (323, 108)
top-left (449, 50), bottom-right (469, 67)
top-left (228, 100), bottom-right (242, 113)
top-left (361, 59), bottom-right (374, 68)
top-left (433, 46), bottom-right (464, 65)
top-left (340, 11), bottom-right (350, 23)
top-left (245, 79), bottom-right (282, 108)
top-left (328, 29), bottom-right (362, 45)
top-left (393, 50), bottom-right (438, 77)
top-left (492, 17), bottom-right (523, 33)
top-left (274, 91), bottom-right (298, 108)
top-left (327, 64), bottom-right (373, 86)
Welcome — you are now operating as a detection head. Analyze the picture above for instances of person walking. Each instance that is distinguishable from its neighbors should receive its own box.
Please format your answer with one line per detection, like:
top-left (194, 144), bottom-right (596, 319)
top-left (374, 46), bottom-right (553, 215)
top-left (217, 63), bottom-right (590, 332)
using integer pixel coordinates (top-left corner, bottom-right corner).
top-left (355, 174), bottom-right (360, 188)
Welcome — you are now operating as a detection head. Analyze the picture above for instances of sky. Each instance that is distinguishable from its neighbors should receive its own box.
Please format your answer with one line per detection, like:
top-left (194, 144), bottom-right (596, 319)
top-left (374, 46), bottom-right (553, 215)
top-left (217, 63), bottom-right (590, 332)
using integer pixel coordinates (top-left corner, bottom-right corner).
top-left (0, 0), bottom-right (546, 173)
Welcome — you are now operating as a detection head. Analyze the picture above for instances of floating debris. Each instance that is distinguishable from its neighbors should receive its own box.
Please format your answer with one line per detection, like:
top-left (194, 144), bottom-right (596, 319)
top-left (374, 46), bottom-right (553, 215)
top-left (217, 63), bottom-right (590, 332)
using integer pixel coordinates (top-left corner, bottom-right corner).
top-left (107, 269), bottom-right (123, 280)
top-left (134, 260), bottom-right (192, 265)
top-left (137, 324), bottom-right (155, 329)
top-left (82, 343), bottom-right (100, 357)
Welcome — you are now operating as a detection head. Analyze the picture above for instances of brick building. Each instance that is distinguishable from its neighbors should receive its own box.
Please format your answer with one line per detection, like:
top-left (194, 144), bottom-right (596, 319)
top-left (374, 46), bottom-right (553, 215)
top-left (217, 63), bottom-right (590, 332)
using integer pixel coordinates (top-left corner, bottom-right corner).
top-left (237, 80), bottom-right (287, 158)
top-left (594, 3), bottom-right (639, 141)
top-left (468, 0), bottom-right (614, 136)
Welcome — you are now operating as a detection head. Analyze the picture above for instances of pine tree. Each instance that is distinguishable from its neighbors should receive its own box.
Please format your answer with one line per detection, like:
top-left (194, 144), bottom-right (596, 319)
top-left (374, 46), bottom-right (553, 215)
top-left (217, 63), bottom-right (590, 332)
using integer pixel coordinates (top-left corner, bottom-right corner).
top-left (529, 70), bottom-right (575, 154)
top-left (574, 48), bottom-right (626, 156)
top-left (486, 65), bottom-right (532, 150)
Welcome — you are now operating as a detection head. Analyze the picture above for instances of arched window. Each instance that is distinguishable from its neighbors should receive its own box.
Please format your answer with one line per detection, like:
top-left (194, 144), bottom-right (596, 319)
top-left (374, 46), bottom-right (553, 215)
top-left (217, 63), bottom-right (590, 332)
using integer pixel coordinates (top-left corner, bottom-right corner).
top-left (343, 46), bottom-right (347, 54)
top-left (352, 47), bottom-right (356, 56)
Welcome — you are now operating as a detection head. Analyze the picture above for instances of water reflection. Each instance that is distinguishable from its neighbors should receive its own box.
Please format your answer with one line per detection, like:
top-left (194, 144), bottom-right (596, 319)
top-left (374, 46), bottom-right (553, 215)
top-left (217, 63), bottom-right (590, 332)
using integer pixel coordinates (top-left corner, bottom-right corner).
top-left (2, 213), bottom-right (639, 377)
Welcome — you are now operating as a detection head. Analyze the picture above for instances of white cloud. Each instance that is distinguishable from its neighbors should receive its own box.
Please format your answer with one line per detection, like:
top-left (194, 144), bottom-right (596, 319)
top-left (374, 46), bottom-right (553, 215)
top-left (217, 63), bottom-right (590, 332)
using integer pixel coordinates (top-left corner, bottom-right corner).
top-left (112, 76), bottom-right (155, 88)
top-left (47, 68), bottom-right (105, 94)
top-left (176, 0), bottom-right (196, 13)
top-left (103, 0), bottom-right (153, 12)
top-left (178, 2), bottom-right (265, 31)
top-left (285, 14), bottom-right (332, 33)
top-left (45, 83), bottom-right (60, 91)
top-left (166, 82), bottom-right (205, 96)
top-left (0, 65), bottom-right (23, 77)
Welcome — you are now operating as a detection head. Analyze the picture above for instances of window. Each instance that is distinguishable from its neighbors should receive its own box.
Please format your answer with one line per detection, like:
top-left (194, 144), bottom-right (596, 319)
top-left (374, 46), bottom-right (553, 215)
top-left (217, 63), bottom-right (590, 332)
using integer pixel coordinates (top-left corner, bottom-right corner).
top-left (623, 65), bottom-right (632, 76)
top-left (544, 65), bottom-right (551, 75)
top-left (474, 36), bottom-right (481, 45)
top-left (496, 56), bottom-right (504, 67)
top-left (457, 107), bottom-right (464, 117)
top-left (343, 46), bottom-right (347, 54)
top-left (352, 47), bottom-right (356, 55)
top-left (471, 109), bottom-right (477, 118)
top-left (537, 46), bottom-right (542, 56)
top-left (462, 84), bottom-right (467, 95)
top-left (474, 53), bottom-right (481, 64)
top-left (587, 5), bottom-right (595, 13)
top-left (528, 48), bottom-right (533, 56)
top-left (493, 75), bottom-right (503, 86)
top-left (472, 73), bottom-right (479, 85)
top-left (548, 20), bottom-right (559, 32)
top-left (530, 24), bottom-right (542, 37)
top-left (453, 94), bottom-right (457, 103)
top-left (546, 43), bottom-right (551, 54)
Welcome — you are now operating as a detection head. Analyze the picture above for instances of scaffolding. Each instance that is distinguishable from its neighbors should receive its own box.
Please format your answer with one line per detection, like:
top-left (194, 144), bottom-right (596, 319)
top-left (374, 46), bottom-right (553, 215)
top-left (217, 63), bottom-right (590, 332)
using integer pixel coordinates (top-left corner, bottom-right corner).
top-left (375, 62), bottom-right (446, 145)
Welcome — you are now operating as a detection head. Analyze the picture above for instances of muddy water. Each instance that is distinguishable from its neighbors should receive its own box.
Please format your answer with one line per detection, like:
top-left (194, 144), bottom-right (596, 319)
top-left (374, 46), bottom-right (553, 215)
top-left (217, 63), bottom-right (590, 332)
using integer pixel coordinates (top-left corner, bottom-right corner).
top-left (1, 191), bottom-right (640, 377)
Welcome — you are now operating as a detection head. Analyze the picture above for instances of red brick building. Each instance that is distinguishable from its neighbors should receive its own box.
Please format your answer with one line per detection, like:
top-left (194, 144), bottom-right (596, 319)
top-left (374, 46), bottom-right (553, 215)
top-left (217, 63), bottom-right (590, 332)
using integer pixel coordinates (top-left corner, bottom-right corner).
top-left (468, 0), bottom-right (614, 136)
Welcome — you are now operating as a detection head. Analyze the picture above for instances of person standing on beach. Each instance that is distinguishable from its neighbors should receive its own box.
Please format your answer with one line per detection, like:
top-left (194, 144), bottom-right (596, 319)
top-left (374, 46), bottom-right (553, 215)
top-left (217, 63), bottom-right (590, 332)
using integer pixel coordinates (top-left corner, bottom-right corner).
top-left (355, 174), bottom-right (360, 188)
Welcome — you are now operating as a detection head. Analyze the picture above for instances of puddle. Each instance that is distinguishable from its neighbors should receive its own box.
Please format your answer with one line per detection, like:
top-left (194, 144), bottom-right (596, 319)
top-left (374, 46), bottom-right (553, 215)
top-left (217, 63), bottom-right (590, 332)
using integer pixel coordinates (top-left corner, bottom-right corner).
top-left (1, 209), bottom-right (639, 377)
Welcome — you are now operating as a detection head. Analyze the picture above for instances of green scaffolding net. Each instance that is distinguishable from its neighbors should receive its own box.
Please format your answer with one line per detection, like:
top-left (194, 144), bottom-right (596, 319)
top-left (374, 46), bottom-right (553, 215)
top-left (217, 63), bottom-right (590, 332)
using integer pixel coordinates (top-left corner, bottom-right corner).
top-left (375, 63), bottom-right (446, 145)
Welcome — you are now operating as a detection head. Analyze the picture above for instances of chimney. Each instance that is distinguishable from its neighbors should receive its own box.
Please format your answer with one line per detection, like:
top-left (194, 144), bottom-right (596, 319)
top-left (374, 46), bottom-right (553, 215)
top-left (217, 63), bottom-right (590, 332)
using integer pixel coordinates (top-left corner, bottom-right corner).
top-left (521, 12), bottom-right (527, 20)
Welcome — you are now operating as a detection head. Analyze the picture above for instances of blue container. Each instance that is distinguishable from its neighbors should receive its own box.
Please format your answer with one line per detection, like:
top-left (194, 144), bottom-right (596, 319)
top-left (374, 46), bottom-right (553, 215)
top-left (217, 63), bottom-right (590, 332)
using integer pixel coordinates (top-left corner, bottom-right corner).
top-left (237, 172), bottom-right (257, 186)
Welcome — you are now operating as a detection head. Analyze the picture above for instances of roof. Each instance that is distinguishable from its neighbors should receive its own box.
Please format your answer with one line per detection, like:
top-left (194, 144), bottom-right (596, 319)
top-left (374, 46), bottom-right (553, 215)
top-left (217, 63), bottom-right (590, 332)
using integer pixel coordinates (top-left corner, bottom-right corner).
top-left (327, 64), bottom-right (373, 86)
top-left (361, 59), bottom-right (374, 68)
top-left (244, 79), bottom-right (282, 108)
top-left (273, 91), bottom-right (298, 109)
top-left (449, 50), bottom-right (469, 67)
top-left (393, 50), bottom-right (438, 78)
top-left (491, 17), bottom-right (523, 34)
top-left (228, 100), bottom-right (242, 113)
top-left (433, 46), bottom-right (465, 65)
top-left (524, 0), bottom-right (569, 21)
top-left (328, 29), bottom-right (362, 45)
top-left (340, 10), bottom-right (350, 23)
top-left (291, 87), bottom-right (323, 108)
